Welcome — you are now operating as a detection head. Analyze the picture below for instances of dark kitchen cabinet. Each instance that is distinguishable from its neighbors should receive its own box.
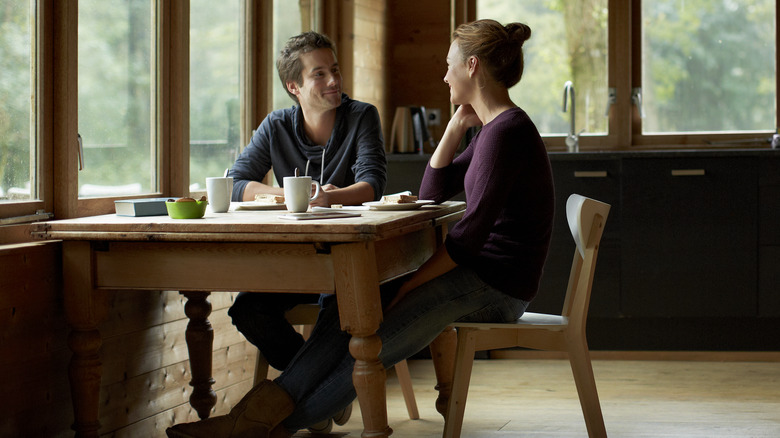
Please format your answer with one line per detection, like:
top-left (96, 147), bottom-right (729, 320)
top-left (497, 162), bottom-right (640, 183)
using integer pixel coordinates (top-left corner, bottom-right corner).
top-left (530, 158), bottom-right (621, 317)
top-left (388, 150), bottom-right (780, 350)
top-left (759, 156), bottom-right (780, 316)
top-left (620, 157), bottom-right (758, 318)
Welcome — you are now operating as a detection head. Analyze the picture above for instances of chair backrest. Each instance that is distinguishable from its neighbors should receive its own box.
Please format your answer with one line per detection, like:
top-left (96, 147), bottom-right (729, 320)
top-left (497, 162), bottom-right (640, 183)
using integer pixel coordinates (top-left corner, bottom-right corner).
top-left (560, 194), bottom-right (611, 329)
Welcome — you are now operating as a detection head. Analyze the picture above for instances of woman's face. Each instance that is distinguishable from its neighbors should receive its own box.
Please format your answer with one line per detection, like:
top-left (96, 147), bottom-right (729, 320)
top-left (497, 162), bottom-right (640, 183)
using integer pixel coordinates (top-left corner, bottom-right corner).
top-left (444, 41), bottom-right (472, 105)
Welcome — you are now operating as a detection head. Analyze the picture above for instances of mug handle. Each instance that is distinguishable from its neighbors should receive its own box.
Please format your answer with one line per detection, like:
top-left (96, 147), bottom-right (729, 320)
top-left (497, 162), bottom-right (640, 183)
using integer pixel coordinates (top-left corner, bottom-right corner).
top-left (310, 180), bottom-right (321, 201)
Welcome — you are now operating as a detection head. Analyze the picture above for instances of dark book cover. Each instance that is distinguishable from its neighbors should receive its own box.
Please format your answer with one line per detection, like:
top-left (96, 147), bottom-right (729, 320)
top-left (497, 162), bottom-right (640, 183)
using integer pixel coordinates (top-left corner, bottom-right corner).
top-left (114, 197), bottom-right (172, 217)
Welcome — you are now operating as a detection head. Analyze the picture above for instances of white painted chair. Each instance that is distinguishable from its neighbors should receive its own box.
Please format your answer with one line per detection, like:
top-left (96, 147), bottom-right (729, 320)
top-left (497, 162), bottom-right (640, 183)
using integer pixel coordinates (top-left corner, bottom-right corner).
top-left (437, 193), bottom-right (611, 438)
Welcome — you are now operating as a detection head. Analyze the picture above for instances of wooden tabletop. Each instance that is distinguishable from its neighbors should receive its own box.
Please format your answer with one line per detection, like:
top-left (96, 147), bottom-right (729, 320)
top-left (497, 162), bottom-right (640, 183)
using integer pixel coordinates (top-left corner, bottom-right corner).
top-left (30, 201), bottom-right (466, 243)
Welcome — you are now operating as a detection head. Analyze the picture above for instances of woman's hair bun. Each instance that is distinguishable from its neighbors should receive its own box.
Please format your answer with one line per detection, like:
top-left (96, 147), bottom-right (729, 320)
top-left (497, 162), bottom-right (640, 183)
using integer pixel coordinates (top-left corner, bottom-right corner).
top-left (505, 22), bottom-right (532, 47)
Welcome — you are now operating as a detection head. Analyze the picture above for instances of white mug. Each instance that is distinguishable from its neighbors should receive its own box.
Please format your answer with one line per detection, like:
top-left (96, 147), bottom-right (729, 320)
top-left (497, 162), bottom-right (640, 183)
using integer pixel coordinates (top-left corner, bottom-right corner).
top-left (206, 176), bottom-right (233, 213)
top-left (283, 176), bottom-right (321, 213)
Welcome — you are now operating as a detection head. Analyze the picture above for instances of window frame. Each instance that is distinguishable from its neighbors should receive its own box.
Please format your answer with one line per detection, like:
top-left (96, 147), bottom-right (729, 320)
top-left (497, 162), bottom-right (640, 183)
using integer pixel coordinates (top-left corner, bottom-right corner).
top-left (0, 0), bottom-right (284, 224)
top-left (0, 0), bottom-right (52, 221)
top-left (459, 0), bottom-right (779, 152)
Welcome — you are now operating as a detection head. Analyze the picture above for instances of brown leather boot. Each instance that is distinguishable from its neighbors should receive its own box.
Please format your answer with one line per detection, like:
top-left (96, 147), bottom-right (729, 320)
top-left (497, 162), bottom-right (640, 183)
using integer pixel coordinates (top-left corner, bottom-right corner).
top-left (166, 380), bottom-right (294, 438)
top-left (269, 424), bottom-right (294, 438)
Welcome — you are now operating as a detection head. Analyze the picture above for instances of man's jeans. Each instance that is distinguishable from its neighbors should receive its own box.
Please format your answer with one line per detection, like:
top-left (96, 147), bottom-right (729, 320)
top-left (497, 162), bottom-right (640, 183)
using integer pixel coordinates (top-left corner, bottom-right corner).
top-left (228, 292), bottom-right (321, 370)
top-left (274, 266), bottom-right (528, 431)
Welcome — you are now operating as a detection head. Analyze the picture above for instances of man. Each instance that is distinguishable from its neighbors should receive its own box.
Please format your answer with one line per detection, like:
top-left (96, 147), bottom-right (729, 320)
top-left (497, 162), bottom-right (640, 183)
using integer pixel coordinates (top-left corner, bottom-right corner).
top-left (229, 32), bottom-right (386, 207)
top-left (225, 31), bottom-right (386, 432)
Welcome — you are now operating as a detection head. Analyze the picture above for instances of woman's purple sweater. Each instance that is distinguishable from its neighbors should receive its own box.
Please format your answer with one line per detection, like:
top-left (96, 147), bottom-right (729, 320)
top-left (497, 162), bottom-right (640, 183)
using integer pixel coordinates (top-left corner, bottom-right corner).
top-left (420, 107), bottom-right (554, 302)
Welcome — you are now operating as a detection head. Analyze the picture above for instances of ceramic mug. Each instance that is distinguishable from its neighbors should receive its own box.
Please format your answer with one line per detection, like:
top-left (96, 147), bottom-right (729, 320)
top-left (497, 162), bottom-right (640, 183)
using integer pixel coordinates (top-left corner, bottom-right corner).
top-left (206, 176), bottom-right (233, 213)
top-left (283, 176), bottom-right (321, 213)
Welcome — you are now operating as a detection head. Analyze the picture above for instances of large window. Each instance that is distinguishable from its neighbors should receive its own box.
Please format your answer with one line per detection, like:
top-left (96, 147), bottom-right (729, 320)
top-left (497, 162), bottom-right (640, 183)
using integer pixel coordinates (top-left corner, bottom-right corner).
top-left (477, 0), bottom-right (609, 137)
top-left (189, 0), bottom-right (241, 191)
top-left (0, 1), bottom-right (319, 227)
top-left (0, 0), bottom-right (36, 202)
top-left (641, 0), bottom-right (775, 134)
top-left (78, 0), bottom-right (156, 197)
top-left (475, 0), bottom-right (777, 147)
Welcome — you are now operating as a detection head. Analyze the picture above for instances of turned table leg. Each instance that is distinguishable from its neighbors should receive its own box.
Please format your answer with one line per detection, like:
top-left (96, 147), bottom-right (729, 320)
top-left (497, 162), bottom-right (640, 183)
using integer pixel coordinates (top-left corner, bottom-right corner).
top-left (63, 241), bottom-right (109, 438)
top-left (332, 241), bottom-right (392, 438)
top-left (181, 291), bottom-right (217, 419)
top-left (67, 327), bottom-right (104, 438)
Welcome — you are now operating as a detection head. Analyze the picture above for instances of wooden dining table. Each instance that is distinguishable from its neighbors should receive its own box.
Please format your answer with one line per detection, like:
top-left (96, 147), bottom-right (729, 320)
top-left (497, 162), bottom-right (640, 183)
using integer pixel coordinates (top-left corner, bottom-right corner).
top-left (31, 201), bottom-right (465, 438)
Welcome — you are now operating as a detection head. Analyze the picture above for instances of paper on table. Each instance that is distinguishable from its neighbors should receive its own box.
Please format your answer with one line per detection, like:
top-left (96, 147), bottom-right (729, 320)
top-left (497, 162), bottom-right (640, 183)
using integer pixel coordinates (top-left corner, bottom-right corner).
top-left (278, 211), bottom-right (361, 220)
top-left (312, 206), bottom-right (369, 212)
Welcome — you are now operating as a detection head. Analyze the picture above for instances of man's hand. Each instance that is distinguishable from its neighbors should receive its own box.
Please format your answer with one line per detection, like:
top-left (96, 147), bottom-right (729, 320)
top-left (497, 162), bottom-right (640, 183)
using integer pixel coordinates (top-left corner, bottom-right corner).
top-left (308, 181), bottom-right (374, 207)
top-left (310, 184), bottom-right (339, 207)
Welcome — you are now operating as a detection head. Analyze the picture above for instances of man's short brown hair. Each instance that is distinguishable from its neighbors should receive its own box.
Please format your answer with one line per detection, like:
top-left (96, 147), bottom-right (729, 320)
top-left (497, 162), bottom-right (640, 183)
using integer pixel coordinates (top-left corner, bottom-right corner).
top-left (276, 31), bottom-right (337, 103)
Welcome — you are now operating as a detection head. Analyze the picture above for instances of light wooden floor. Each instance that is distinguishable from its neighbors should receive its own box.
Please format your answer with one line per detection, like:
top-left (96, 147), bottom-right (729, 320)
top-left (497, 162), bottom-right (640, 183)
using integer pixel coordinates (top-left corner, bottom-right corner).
top-left (310, 357), bottom-right (780, 438)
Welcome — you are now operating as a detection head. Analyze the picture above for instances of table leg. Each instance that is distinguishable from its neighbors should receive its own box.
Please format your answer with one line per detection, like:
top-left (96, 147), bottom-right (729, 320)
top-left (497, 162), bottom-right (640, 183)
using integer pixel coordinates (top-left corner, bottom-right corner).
top-left (181, 291), bottom-right (217, 419)
top-left (63, 241), bottom-right (109, 438)
top-left (332, 241), bottom-right (392, 438)
top-left (429, 326), bottom-right (457, 418)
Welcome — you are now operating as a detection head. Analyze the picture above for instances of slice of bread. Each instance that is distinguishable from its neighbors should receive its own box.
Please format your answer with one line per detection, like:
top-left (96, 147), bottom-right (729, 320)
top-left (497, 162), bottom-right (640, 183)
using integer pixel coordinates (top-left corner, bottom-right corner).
top-left (255, 193), bottom-right (285, 204)
top-left (382, 194), bottom-right (418, 204)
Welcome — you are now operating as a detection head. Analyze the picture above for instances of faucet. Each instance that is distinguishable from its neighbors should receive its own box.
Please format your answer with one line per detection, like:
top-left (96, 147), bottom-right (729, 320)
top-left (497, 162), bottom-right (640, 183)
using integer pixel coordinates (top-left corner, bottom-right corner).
top-left (562, 81), bottom-right (581, 152)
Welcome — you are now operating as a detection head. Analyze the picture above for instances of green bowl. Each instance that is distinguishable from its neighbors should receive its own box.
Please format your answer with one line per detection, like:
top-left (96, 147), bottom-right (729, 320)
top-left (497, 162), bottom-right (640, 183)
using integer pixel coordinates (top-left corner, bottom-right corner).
top-left (166, 200), bottom-right (208, 219)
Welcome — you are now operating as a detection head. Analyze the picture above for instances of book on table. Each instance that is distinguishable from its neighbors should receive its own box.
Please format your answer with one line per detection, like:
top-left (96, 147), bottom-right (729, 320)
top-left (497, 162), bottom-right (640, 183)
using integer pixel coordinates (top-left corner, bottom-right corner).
top-left (114, 197), bottom-right (172, 217)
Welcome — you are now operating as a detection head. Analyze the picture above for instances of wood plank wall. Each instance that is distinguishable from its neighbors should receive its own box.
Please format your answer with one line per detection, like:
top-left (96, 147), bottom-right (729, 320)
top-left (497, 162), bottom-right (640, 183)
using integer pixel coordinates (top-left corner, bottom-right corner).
top-left (0, 242), bottom-right (69, 437)
top-left (351, 0), bottom-right (389, 138)
top-left (387, 0), bottom-right (452, 142)
top-left (0, 240), bottom-right (257, 437)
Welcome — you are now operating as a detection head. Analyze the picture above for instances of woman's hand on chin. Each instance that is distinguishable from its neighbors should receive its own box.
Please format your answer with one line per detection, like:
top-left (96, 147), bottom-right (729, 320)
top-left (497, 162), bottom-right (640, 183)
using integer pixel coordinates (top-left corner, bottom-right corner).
top-left (451, 104), bottom-right (482, 130)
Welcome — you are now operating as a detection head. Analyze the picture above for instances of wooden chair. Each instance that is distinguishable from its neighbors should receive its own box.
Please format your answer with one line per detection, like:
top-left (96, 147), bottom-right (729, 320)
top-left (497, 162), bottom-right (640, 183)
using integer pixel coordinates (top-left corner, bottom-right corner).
top-left (435, 193), bottom-right (611, 438)
top-left (252, 303), bottom-right (420, 423)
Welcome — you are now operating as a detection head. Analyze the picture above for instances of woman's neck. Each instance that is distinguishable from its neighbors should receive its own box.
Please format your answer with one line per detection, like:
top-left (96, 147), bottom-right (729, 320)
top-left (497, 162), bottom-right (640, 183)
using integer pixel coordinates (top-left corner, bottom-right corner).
top-left (471, 84), bottom-right (515, 125)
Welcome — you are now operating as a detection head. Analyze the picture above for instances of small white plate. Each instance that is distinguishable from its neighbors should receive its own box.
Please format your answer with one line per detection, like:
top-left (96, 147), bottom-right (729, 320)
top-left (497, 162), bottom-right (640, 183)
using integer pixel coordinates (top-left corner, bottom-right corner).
top-left (235, 201), bottom-right (286, 211)
top-left (362, 200), bottom-right (435, 211)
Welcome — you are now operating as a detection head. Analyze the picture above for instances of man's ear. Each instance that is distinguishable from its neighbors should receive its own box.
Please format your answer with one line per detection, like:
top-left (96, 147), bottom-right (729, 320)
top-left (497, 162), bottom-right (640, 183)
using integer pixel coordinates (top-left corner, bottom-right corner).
top-left (286, 80), bottom-right (300, 96)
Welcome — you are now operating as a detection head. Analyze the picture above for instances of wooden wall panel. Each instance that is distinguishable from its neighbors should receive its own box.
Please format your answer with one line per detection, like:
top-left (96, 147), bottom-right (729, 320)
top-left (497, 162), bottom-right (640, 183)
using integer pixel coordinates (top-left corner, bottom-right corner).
top-left (351, 0), bottom-right (390, 141)
top-left (387, 0), bottom-right (452, 142)
top-left (0, 241), bottom-right (71, 437)
top-left (1, 239), bottom-right (258, 437)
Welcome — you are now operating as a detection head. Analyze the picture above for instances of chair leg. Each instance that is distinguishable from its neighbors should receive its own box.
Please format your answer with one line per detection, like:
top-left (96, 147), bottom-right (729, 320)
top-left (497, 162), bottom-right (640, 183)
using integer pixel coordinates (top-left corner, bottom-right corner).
top-left (253, 351), bottom-right (271, 386)
top-left (567, 339), bottom-right (607, 438)
top-left (393, 360), bottom-right (419, 420)
top-left (442, 328), bottom-right (477, 438)
top-left (429, 326), bottom-right (457, 418)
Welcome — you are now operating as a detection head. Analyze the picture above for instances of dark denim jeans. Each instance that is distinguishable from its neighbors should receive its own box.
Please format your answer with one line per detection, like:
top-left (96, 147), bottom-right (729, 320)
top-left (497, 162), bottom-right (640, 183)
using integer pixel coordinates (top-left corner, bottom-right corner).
top-left (228, 291), bottom-right (321, 370)
top-left (274, 266), bottom-right (528, 431)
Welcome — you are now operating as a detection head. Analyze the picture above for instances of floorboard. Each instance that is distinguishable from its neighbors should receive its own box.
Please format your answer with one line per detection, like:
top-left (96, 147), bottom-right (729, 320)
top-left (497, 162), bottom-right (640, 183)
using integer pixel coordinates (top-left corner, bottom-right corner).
top-left (303, 358), bottom-right (780, 437)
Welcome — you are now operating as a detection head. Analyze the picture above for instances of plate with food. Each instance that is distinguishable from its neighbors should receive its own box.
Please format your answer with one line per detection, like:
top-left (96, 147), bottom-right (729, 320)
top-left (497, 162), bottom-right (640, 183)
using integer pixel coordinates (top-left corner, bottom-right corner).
top-left (235, 194), bottom-right (287, 210)
top-left (363, 193), bottom-right (434, 211)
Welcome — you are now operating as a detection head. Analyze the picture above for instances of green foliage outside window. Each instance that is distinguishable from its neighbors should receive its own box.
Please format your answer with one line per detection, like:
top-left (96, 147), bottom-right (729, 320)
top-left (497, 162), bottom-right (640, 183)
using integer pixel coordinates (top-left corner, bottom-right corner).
top-left (0, 0), bottom-right (33, 200)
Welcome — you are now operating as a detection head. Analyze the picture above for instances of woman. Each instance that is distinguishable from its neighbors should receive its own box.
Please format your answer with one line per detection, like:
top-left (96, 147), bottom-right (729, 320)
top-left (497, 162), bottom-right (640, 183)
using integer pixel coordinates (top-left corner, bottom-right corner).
top-left (167, 19), bottom-right (554, 438)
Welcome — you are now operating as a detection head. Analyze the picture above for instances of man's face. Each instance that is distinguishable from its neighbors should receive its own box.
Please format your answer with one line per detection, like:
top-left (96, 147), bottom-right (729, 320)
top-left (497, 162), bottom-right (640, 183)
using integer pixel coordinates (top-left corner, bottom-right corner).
top-left (287, 48), bottom-right (342, 113)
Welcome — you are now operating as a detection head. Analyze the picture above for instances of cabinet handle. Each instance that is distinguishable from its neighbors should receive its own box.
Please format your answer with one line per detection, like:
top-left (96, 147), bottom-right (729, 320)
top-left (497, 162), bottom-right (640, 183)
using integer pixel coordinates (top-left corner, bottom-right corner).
top-left (574, 171), bottom-right (608, 178)
top-left (671, 169), bottom-right (706, 176)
